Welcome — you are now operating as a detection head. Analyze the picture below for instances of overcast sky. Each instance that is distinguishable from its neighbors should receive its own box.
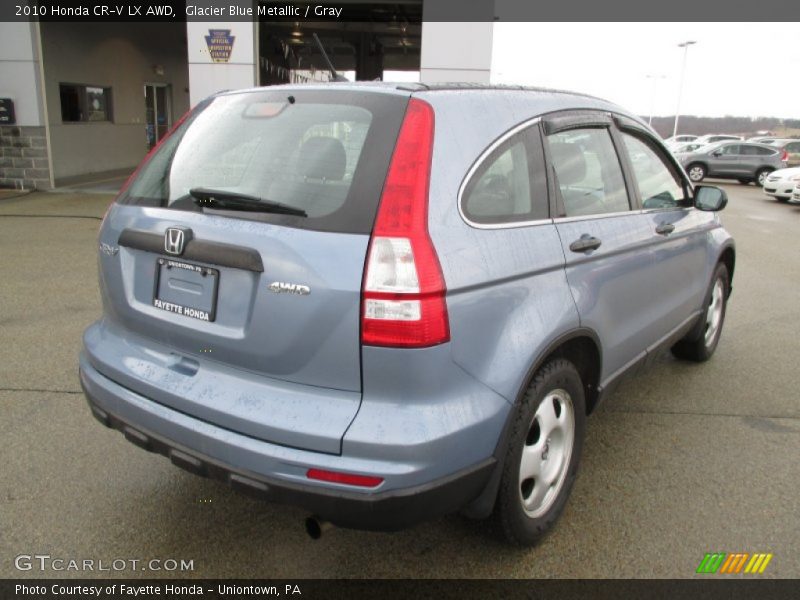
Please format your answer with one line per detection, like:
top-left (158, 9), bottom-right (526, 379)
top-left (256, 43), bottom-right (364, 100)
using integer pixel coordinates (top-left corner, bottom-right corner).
top-left (491, 23), bottom-right (800, 119)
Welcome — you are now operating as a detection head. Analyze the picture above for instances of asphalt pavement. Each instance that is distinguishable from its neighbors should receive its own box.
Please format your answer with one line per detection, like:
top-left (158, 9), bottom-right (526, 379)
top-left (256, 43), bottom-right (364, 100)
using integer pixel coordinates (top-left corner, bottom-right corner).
top-left (1, 183), bottom-right (798, 578)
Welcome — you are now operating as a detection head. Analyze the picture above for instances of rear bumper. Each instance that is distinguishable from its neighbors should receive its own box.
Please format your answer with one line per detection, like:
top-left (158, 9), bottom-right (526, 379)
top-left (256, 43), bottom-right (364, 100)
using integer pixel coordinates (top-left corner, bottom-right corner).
top-left (79, 355), bottom-right (499, 531)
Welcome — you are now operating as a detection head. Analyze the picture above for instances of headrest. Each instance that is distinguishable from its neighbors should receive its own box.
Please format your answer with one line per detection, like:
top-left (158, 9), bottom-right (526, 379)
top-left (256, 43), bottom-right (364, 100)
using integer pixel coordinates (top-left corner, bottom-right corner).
top-left (549, 141), bottom-right (587, 186)
top-left (297, 136), bottom-right (347, 181)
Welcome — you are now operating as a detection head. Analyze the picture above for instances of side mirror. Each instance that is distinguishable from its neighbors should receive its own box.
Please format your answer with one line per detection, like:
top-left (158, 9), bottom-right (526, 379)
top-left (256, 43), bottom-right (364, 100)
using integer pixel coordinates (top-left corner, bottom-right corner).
top-left (694, 185), bottom-right (728, 211)
top-left (711, 150), bottom-right (722, 157)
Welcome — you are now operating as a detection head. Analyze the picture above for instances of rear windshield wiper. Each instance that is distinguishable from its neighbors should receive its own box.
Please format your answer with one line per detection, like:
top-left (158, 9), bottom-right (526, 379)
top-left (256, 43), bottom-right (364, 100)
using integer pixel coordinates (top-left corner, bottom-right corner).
top-left (190, 188), bottom-right (307, 217)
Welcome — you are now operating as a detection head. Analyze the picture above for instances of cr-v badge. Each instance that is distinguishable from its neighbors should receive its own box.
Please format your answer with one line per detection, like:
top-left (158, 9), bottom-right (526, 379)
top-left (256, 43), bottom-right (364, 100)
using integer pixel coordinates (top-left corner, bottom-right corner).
top-left (99, 242), bottom-right (118, 256)
top-left (269, 282), bottom-right (311, 296)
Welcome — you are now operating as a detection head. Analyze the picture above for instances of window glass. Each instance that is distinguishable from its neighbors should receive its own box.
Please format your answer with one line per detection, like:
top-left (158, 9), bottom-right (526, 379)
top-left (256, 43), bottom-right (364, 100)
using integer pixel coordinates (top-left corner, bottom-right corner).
top-left (752, 146), bottom-right (775, 156)
top-left (462, 127), bottom-right (548, 224)
top-left (547, 128), bottom-right (630, 217)
top-left (718, 144), bottom-right (741, 155)
top-left (622, 133), bottom-right (687, 209)
top-left (118, 90), bottom-right (408, 234)
top-left (59, 84), bottom-right (112, 122)
top-left (131, 100), bottom-right (372, 219)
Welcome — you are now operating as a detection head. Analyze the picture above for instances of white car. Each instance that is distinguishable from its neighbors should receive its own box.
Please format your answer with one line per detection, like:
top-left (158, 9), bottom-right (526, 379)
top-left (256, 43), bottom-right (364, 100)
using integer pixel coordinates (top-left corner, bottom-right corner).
top-left (671, 142), bottom-right (706, 154)
top-left (664, 134), bottom-right (698, 147)
top-left (694, 134), bottom-right (743, 145)
top-left (790, 182), bottom-right (800, 205)
top-left (762, 167), bottom-right (800, 201)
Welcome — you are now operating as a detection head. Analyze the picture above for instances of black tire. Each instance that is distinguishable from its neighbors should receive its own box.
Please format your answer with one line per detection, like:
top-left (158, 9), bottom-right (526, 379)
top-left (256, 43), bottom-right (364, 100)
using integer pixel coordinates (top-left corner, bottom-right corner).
top-left (737, 178), bottom-right (752, 185)
top-left (495, 359), bottom-right (586, 546)
top-left (671, 262), bottom-right (730, 362)
top-left (755, 168), bottom-right (772, 187)
top-left (687, 163), bottom-right (707, 183)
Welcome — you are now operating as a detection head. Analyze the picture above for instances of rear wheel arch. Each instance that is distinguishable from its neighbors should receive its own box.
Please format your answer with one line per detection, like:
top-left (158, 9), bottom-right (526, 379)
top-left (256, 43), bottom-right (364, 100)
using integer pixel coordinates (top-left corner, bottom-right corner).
top-left (517, 330), bottom-right (602, 415)
top-left (462, 330), bottom-right (602, 521)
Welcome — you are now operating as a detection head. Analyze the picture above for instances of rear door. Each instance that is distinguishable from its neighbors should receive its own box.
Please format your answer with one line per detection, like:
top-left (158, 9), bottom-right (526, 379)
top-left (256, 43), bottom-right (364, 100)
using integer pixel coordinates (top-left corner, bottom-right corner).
top-left (94, 89), bottom-right (408, 451)
top-left (544, 113), bottom-right (656, 379)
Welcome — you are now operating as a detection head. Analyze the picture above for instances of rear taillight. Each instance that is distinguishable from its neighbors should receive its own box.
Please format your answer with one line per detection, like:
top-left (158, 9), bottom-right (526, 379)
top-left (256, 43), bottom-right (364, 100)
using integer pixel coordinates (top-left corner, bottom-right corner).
top-left (780, 149), bottom-right (789, 162)
top-left (361, 98), bottom-right (450, 348)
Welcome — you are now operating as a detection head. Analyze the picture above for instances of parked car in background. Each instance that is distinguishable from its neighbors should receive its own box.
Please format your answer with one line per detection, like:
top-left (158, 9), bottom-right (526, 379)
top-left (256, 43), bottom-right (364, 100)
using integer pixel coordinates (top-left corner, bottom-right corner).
top-left (762, 167), bottom-right (800, 201)
top-left (694, 134), bottom-right (743, 145)
top-left (764, 139), bottom-right (800, 167)
top-left (791, 182), bottom-right (800, 204)
top-left (678, 141), bottom-right (787, 185)
top-left (747, 136), bottom-right (776, 144)
top-left (671, 142), bottom-right (706, 154)
top-left (78, 83), bottom-right (735, 546)
top-left (664, 134), bottom-right (698, 147)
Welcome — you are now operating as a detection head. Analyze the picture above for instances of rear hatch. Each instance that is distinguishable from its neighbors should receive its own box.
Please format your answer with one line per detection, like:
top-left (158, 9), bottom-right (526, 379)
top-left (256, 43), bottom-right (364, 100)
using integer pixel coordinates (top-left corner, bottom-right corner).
top-left (90, 88), bottom-right (408, 453)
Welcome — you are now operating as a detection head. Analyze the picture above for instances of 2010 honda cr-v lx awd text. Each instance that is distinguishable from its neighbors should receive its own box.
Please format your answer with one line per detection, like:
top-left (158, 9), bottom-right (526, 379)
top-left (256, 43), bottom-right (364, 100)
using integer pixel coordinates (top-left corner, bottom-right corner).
top-left (80, 83), bottom-right (735, 545)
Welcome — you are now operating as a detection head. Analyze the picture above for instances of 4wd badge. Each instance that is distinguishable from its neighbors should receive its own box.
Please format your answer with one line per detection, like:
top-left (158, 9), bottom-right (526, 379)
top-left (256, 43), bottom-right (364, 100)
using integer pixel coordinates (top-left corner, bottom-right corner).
top-left (269, 282), bottom-right (311, 296)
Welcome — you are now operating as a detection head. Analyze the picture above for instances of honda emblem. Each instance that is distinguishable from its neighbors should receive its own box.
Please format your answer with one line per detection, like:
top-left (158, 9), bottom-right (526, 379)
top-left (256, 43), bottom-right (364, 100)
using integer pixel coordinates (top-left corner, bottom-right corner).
top-left (164, 228), bottom-right (190, 255)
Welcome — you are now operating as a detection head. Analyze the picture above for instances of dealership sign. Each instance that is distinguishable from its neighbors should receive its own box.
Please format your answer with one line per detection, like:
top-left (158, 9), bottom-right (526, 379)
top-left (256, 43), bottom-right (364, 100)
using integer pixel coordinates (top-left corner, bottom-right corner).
top-left (204, 29), bottom-right (235, 63)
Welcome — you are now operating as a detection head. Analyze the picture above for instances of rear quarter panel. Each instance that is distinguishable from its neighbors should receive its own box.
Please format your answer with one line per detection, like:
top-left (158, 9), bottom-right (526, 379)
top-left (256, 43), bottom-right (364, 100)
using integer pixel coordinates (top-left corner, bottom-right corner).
top-left (419, 90), bottom-right (618, 402)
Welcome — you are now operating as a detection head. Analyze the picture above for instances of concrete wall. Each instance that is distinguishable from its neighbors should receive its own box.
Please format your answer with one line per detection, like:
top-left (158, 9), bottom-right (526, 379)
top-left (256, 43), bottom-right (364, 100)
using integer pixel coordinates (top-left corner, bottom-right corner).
top-left (0, 22), bottom-right (52, 189)
top-left (0, 22), bottom-right (46, 127)
top-left (420, 22), bottom-right (494, 84)
top-left (39, 22), bottom-right (190, 181)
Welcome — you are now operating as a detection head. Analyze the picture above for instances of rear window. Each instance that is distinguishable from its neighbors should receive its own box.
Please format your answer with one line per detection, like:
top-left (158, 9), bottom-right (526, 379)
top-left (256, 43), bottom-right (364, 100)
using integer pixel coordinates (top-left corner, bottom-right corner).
top-left (118, 89), bottom-right (408, 234)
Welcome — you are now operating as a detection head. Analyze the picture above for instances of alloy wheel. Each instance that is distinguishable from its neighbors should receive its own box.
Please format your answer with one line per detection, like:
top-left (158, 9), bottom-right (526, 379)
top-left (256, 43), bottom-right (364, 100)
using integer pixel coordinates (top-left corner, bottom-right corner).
top-left (518, 389), bottom-right (575, 518)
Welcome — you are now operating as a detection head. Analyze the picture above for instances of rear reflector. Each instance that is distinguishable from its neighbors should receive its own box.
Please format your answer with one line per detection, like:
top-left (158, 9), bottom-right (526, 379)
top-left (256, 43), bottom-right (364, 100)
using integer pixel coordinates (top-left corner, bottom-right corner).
top-left (361, 98), bottom-right (450, 348)
top-left (306, 469), bottom-right (384, 488)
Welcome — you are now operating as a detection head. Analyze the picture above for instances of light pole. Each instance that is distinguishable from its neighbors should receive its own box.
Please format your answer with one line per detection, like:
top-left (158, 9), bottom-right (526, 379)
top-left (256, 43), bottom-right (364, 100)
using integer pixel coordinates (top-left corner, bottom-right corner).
top-left (646, 74), bottom-right (666, 126)
top-left (673, 40), bottom-right (697, 138)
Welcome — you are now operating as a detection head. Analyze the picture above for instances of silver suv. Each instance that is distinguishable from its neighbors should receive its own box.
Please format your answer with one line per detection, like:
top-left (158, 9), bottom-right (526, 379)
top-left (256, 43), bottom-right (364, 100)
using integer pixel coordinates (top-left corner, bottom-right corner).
top-left (678, 141), bottom-right (787, 186)
top-left (80, 83), bottom-right (734, 545)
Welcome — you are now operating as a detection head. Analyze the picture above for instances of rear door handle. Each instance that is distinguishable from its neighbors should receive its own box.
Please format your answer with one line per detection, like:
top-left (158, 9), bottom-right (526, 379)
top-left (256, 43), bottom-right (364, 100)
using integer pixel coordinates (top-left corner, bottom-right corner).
top-left (655, 223), bottom-right (675, 236)
top-left (569, 235), bottom-right (602, 253)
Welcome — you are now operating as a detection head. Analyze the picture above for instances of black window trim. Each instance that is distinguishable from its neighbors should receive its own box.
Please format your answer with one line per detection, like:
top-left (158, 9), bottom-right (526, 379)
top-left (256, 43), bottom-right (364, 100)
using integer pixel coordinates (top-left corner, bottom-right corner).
top-left (458, 116), bottom-right (552, 229)
top-left (542, 111), bottom-right (613, 135)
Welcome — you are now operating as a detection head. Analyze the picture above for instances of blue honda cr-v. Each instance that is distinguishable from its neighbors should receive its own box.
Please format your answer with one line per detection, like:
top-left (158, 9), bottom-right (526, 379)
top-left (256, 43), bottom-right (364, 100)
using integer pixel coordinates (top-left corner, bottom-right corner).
top-left (80, 83), bottom-right (734, 545)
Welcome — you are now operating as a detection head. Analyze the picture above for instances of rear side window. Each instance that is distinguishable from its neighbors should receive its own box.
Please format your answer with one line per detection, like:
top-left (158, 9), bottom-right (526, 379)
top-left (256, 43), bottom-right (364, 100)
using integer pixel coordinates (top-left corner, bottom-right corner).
top-left (461, 124), bottom-right (548, 225)
top-left (546, 128), bottom-right (630, 217)
top-left (621, 133), bottom-right (688, 209)
top-left (748, 146), bottom-right (776, 156)
top-left (118, 90), bottom-right (408, 234)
